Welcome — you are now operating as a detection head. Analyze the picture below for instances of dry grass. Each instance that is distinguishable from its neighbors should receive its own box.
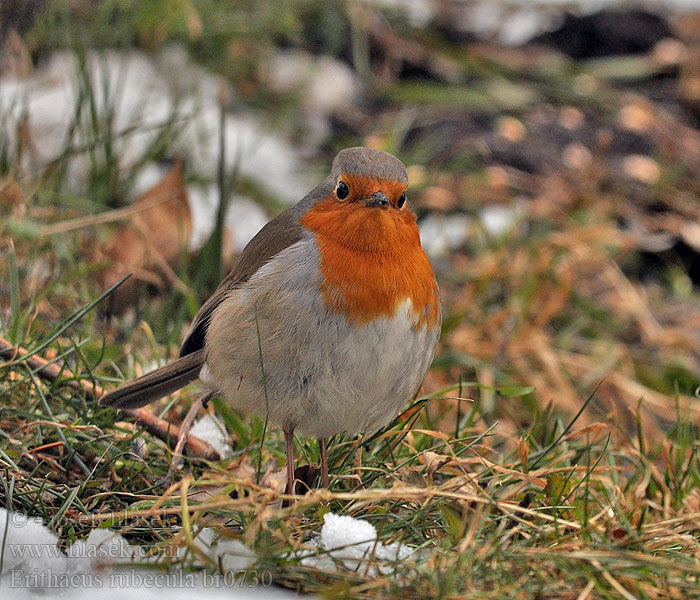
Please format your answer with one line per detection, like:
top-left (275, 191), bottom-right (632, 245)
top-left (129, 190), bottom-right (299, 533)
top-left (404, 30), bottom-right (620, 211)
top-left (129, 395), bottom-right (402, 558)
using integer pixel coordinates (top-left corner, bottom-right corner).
top-left (2, 2), bottom-right (700, 597)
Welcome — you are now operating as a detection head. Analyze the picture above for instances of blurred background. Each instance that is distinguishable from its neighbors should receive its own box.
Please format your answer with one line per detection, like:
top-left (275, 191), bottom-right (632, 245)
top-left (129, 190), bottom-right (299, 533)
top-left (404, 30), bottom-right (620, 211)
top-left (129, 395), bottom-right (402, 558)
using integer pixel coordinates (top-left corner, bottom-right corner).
top-left (2, 0), bottom-right (700, 443)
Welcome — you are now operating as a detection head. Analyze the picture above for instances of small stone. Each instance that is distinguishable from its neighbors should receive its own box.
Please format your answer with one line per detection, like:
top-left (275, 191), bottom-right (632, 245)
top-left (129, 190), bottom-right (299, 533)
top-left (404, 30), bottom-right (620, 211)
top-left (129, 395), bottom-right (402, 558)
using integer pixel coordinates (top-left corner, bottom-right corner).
top-left (562, 143), bottom-right (592, 170)
top-left (496, 116), bottom-right (526, 143)
top-left (365, 134), bottom-right (385, 150)
top-left (618, 103), bottom-right (654, 133)
top-left (421, 186), bottom-right (457, 211)
top-left (132, 437), bottom-right (149, 459)
top-left (680, 221), bottom-right (700, 252)
top-left (596, 128), bottom-right (614, 150)
top-left (680, 66), bottom-right (700, 104)
top-left (486, 165), bottom-right (510, 191)
top-left (406, 164), bottom-right (426, 188)
top-left (653, 38), bottom-right (687, 67)
top-left (622, 155), bottom-right (660, 184)
top-left (558, 106), bottom-right (584, 130)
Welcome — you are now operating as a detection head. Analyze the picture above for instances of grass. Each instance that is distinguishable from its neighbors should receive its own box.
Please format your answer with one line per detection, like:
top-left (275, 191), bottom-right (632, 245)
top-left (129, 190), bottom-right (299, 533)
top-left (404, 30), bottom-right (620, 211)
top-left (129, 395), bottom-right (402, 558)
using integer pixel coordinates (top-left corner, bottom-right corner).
top-left (2, 2), bottom-right (700, 598)
top-left (2, 328), bottom-right (700, 598)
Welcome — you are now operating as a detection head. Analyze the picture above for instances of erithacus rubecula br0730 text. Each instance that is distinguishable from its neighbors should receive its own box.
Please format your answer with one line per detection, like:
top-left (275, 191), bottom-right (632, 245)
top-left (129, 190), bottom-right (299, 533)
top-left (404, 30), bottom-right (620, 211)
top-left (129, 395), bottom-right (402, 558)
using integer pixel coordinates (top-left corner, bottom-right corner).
top-left (100, 147), bottom-right (441, 496)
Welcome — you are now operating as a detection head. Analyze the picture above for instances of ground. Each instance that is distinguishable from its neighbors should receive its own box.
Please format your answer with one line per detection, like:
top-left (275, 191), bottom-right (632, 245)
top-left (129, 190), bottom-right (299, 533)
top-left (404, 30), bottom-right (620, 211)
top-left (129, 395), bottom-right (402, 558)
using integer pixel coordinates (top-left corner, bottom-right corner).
top-left (1, 2), bottom-right (700, 598)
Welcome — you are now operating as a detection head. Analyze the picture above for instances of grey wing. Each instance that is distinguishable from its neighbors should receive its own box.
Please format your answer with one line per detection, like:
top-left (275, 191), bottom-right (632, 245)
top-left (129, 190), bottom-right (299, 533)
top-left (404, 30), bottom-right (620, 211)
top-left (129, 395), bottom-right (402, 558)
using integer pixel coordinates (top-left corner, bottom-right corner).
top-left (179, 206), bottom-right (306, 356)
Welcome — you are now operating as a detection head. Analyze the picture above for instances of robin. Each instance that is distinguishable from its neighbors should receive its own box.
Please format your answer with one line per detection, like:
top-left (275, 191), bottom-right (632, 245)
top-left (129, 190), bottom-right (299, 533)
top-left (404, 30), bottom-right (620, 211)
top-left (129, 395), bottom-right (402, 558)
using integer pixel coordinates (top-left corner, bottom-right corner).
top-left (100, 147), bottom-right (441, 496)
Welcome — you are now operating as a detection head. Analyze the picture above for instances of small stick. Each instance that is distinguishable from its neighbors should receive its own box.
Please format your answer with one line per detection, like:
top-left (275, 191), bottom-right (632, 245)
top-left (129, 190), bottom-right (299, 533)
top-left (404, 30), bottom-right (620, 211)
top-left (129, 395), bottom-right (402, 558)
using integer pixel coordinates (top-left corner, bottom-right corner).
top-left (28, 440), bottom-right (65, 454)
top-left (170, 393), bottom-right (212, 474)
top-left (121, 406), bottom-right (218, 461)
top-left (319, 437), bottom-right (329, 489)
top-left (283, 429), bottom-right (295, 507)
top-left (0, 336), bottom-right (220, 460)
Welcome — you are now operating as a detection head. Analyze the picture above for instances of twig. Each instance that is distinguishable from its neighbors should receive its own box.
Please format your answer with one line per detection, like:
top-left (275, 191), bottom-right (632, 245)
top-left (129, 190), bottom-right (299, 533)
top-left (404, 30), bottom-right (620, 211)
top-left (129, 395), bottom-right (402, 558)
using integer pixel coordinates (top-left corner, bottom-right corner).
top-left (169, 394), bottom-right (209, 475)
top-left (40, 187), bottom-right (178, 236)
top-left (0, 336), bottom-right (219, 460)
top-left (28, 441), bottom-right (65, 454)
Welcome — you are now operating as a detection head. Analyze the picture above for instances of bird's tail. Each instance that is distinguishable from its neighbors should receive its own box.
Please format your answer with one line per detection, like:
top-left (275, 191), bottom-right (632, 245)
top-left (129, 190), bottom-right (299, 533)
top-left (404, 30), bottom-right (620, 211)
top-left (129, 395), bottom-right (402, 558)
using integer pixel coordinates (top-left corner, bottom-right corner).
top-left (99, 349), bottom-right (205, 409)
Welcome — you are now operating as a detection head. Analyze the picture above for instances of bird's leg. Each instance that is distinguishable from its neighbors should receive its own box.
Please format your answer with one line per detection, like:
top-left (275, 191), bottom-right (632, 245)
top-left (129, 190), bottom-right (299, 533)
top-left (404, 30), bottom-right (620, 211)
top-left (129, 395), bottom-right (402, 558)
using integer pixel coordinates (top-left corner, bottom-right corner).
top-left (201, 392), bottom-right (214, 409)
top-left (284, 429), bottom-right (295, 498)
top-left (319, 438), bottom-right (329, 489)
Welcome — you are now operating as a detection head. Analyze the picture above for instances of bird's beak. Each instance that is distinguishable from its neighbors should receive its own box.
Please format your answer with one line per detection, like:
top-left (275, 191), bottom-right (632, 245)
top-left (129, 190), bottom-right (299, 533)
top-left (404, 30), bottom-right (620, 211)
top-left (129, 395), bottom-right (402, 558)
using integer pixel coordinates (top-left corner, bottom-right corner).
top-left (365, 191), bottom-right (390, 209)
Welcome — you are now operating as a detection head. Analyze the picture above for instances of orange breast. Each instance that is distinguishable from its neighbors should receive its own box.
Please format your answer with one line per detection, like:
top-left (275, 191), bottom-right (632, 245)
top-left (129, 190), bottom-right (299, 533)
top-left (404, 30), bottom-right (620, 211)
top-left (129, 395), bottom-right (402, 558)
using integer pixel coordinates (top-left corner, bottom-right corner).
top-left (300, 195), bottom-right (440, 328)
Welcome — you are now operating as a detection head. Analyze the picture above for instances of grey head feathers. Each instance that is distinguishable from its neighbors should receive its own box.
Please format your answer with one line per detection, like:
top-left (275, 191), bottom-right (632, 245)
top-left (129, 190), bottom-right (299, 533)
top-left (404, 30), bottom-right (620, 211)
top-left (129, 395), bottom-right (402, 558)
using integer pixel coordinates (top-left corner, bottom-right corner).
top-left (331, 147), bottom-right (408, 184)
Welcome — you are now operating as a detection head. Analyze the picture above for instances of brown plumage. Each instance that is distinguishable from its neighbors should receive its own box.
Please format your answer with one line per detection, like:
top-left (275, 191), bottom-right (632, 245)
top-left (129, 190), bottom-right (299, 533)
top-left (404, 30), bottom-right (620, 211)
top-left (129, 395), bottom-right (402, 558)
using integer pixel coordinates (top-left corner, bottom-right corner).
top-left (100, 147), bottom-right (441, 497)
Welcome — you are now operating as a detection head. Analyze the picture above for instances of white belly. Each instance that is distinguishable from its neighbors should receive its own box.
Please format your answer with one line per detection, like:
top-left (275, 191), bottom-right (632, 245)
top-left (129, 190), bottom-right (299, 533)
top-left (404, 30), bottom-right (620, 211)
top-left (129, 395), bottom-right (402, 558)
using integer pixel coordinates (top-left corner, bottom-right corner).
top-left (204, 238), bottom-right (440, 438)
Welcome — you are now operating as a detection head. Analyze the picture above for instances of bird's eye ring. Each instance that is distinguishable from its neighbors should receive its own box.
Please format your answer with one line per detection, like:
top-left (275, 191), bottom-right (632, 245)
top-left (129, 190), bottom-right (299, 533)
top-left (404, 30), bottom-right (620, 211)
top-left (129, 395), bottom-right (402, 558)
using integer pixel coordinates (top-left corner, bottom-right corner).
top-left (336, 181), bottom-right (349, 200)
top-left (397, 192), bottom-right (406, 208)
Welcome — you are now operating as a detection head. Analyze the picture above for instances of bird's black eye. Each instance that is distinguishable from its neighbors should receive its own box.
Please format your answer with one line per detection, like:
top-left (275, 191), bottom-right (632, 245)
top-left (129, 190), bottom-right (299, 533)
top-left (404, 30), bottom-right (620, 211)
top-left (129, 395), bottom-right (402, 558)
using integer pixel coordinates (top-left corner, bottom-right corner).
top-left (336, 181), bottom-right (349, 199)
top-left (397, 193), bottom-right (406, 208)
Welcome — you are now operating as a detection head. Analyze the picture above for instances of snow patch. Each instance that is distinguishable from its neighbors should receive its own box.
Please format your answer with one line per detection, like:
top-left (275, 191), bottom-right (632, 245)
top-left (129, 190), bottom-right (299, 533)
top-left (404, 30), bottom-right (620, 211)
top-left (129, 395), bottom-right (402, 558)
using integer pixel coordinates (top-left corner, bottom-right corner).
top-left (0, 508), bottom-right (288, 599)
top-left (187, 184), bottom-right (268, 252)
top-left (190, 413), bottom-right (233, 459)
top-left (263, 50), bottom-right (362, 147)
top-left (419, 214), bottom-right (471, 258)
top-left (0, 48), bottom-right (312, 251)
top-left (479, 203), bottom-right (525, 237)
top-left (301, 513), bottom-right (414, 576)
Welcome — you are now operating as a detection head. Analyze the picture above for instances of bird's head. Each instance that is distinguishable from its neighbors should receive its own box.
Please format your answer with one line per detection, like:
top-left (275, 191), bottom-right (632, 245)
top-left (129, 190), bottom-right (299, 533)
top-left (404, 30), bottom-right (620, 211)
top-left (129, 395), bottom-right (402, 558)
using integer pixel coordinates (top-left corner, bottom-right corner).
top-left (301, 147), bottom-right (417, 253)
top-left (329, 147), bottom-right (409, 211)
top-left (300, 147), bottom-right (438, 328)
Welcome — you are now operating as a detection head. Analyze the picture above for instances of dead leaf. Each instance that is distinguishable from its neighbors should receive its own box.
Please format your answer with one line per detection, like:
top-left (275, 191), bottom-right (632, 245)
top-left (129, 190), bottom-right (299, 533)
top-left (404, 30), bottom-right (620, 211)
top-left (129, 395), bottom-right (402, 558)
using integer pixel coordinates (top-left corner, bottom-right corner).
top-left (95, 160), bottom-right (191, 314)
top-left (420, 450), bottom-right (450, 476)
top-left (0, 177), bottom-right (24, 208)
top-left (0, 28), bottom-right (32, 78)
top-left (420, 186), bottom-right (457, 211)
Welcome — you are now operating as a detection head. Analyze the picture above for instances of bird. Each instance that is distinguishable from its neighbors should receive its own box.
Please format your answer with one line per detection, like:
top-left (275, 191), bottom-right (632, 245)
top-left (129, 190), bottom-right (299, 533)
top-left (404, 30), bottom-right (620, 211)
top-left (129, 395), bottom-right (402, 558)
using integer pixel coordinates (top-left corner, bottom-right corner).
top-left (100, 147), bottom-right (441, 496)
